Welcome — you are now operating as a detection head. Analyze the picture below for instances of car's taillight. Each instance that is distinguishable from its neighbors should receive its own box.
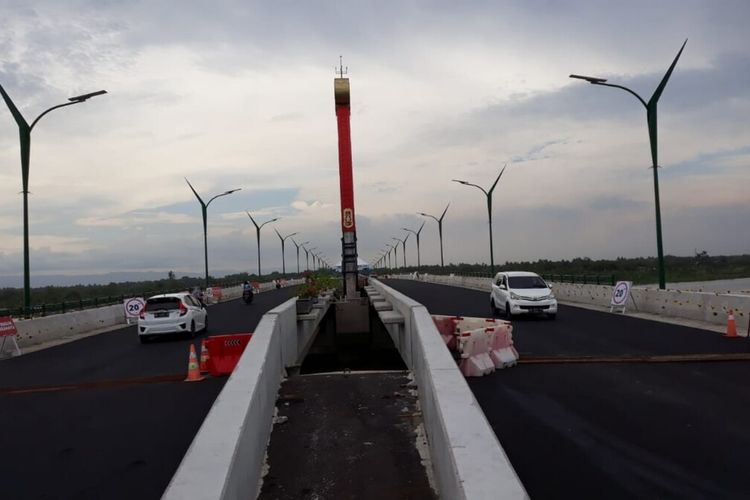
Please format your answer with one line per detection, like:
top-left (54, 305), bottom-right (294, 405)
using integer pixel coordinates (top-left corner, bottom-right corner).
top-left (139, 304), bottom-right (147, 319)
top-left (179, 302), bottom-right (188, 316)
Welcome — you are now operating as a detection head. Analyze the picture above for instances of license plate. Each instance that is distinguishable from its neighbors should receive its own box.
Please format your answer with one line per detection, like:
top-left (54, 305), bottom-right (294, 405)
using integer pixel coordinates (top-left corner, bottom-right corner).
top-left (529, 307), bottom-right (543, 314)
top-left (155, 311), bottom-right (169, 318)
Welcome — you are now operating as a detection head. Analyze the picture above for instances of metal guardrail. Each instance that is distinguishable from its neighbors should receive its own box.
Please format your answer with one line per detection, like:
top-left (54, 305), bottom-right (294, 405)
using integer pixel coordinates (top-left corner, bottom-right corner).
top-left (410, 271), bottom-right (616, 286)
top-left (0, 279), bottom-right (270, 319)
top-left (541, 274), bottom-right (615, 286)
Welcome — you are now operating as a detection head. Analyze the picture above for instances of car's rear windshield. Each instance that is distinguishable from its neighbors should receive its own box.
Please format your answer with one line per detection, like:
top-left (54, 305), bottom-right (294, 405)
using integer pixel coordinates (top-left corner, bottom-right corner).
top-left (508, 276), bottom-right (548, 289)
top-left (146, 297), bottom-right (182, 310)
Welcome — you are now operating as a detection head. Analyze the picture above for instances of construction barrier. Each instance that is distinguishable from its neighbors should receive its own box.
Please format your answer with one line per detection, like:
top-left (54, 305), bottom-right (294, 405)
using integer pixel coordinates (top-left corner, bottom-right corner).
top-left (432, 315), bottom-right (518, 377)
top-left (0, 316), bottom-right (21, 357)
top-left (204, 334), bottom-right (253, 376)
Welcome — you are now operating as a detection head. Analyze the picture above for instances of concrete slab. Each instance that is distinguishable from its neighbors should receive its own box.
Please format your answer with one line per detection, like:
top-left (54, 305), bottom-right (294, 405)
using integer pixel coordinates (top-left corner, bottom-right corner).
top-left (259, 372), bottom-right (435, 499)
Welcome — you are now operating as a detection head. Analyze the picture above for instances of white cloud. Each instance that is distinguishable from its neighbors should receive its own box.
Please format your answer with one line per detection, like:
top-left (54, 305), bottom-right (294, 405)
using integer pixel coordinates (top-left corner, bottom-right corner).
top-left (0, 1), bottom-right (748, 282)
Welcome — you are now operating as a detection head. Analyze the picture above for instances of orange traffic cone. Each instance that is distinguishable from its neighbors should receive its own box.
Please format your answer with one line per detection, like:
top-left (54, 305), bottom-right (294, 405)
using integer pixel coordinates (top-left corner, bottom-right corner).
top-left (199, 340), bottom-right (210, 374)
top-left (724, 309), bottom-right (739, 338)
top-left (185, 344), bottom-right (205, 382)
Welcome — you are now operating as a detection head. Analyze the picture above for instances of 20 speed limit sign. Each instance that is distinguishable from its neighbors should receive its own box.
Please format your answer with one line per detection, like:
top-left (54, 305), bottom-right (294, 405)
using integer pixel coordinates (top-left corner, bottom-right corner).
top-left (124, 297), bottom-right (146, 318)
top-left (610, 281), bottom-right (632, 307)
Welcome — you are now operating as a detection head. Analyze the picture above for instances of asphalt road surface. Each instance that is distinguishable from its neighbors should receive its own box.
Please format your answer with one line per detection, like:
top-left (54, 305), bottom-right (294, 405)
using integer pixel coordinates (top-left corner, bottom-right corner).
top-left (1, 286), bottom-right (297, 500)
top-left (383, 278), bottom-right (750, 500)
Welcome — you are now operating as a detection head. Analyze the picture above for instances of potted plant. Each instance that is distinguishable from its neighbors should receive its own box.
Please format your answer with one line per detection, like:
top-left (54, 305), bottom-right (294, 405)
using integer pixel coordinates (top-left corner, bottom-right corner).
top-left (296, 272), bottom-right (321, 314)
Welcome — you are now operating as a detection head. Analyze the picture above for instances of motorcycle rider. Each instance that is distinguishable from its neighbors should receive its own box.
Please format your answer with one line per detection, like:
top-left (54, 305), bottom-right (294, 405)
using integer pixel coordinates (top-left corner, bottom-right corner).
top-left (242, 280), bottom-right (254, 303)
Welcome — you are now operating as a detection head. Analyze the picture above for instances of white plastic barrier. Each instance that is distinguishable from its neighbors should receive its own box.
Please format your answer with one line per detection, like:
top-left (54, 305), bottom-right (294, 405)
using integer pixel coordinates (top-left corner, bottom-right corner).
top-left (370, 279), bottom-right (529, 500)
top-left (399, 274), bottom-right (750, 327)
top-left (163, 297), bottom-right (330, 500)
top-left (432, 315), bottom-right (518, 376)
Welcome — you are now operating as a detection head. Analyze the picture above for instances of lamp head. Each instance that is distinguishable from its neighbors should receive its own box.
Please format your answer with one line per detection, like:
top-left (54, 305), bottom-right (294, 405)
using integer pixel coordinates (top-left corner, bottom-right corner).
top-left (68, 90), bottom-right (108, 102)
top-left (569, 74), bottom-right (607, 84)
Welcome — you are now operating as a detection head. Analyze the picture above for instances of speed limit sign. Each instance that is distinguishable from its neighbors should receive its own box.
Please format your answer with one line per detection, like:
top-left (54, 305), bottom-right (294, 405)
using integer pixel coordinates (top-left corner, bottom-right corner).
top-left (610, 281), bottom-right (632, 313)
top-left (124, 297), bottom-right (146, 321)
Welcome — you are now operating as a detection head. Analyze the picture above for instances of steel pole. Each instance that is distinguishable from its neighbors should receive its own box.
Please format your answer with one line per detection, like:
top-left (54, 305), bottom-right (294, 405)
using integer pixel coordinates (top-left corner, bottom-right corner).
top-left (202, 205), bottom-right (209, 287)
top-left (256, 227), bottom-right (262, 277)
top-left (487, 194), bottom-right (494, 275)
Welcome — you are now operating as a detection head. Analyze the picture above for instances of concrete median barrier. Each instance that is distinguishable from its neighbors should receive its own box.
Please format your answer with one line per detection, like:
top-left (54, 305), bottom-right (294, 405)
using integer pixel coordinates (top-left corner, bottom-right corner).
top-left (163, 296), bottom-right (330, 500)
top-left (370, 278), bottom-right (528, 500)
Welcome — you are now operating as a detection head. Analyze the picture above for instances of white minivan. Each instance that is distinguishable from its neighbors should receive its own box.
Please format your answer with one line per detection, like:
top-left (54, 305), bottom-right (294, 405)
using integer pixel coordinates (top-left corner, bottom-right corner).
top-left (490, 271), bottom-right (557, 319)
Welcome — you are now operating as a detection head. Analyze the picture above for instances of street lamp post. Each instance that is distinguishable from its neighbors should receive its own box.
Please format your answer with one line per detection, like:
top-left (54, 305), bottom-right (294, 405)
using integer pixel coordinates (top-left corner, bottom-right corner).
top-left (402, 222), bottom-right (425, 270)
top-left (453, 165), bottom-right (507, 276)
top-left (418, 203), bottom-right (450, 267)
top-left (570, 39), bottom-right (687, 289)
top-left (306, 247), bottom-right (317, 272)
top-left (392, 235), bottom-right (409, 268)
top-left (382, 245), bottom-right (394, 270)
top-left (186, 179), bottom-right (241, 287)
top-left (291, 239), bottom-right (310, 275)
top-left (246, 213), bottom-right (279, 278)
top-left (274, 228), bottom-right (299, 276)
top-left (0, 85), bottom-right (107, 314)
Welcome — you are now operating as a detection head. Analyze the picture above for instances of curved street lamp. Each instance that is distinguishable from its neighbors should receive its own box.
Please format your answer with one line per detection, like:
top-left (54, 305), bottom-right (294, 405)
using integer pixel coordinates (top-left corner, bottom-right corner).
top-left (306, 246), bottom-right (318, 271)
top-left (274, 228), bottom-right (299, 276)
top-left (453, 165), bottom-right (506, 276)
top-left (570, 39), bottom-right (687, 289)
top-left (418, 203), bottom-right (450, 267)
top-left (402, 222), bottom-right (426, 270)
top-left (392, 234), bottom-right (410, 268)
top-left (185, 179), bottom-right (241, 287)
top-left (382, 245), bottom-right (394, 270)
top-left (291, 238), bottom-right (310, 274)
top-left (0, 85), bottom-right (107, 314)
top-left (246, 213), bottom-right (279, 278)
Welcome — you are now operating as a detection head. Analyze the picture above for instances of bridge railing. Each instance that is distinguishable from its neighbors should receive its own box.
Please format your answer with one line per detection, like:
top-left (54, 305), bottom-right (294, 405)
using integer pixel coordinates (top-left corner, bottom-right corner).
top-left (395, 271), bottom-right (615, 286)
top-left (541, 274), bottom-right (616, 286)
top-left (0, 278), bottom-right (304, 319)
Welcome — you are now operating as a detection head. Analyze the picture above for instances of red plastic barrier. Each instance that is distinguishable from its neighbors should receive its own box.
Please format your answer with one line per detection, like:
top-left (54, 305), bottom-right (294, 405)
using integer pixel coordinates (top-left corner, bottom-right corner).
top-left (204, 333), bottom-right (253, 376)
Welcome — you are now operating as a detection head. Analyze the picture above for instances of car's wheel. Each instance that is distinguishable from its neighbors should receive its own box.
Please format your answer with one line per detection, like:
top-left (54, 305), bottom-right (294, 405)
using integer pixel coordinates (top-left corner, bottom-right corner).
top-left (547, 313), bottom-right (557, 320)
top-left (139, 336), bottom-right (149, 344)
top-left (202, 314), bottom-right (209, 332)
top-left (490, 299), bottom-right (499, 316)
top-left (505, 302), bottom-right (513, 320)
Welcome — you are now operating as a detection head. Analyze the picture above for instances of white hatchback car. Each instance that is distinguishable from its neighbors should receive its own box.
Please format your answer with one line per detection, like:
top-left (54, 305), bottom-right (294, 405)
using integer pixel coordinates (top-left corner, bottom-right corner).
top-left (138, 292), bottom-right (208, 343)
top-left (490, 271), bottom-right (557, 319)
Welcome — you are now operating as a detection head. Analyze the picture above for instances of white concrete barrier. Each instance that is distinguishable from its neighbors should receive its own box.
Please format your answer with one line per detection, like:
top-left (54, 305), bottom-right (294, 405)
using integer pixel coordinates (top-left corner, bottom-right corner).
top-left (163, 296), bottom-right (330, 500)
top-left (13, 304), bottom-right (125, 349)
top-left (7, 278), bottom-right (304, 351)
top-left (398, 274), bottom-right (750, 327)
top-left (370, 278), bottom-right (528, 500)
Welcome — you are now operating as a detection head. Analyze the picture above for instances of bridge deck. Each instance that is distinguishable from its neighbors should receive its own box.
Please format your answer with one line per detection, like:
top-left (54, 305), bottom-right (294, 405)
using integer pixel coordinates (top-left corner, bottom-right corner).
top-left (259, 371), bottom-right (435, 500)
top-left (384, 278), bottom-right (750, 499)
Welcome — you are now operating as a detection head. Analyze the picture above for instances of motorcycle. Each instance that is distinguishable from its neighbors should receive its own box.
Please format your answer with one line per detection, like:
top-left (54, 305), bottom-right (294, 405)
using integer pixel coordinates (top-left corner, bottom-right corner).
top-left (242, 288), bottom-right (254, 304)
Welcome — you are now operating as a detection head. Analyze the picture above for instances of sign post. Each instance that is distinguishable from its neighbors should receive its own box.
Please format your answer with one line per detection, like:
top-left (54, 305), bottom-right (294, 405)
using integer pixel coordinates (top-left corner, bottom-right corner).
top-left (610, 281), bottom-right (634, 313)
top-left (124, 297), bottom-right (145, 325)
top-left (0, 316), bottom-right (21, 357)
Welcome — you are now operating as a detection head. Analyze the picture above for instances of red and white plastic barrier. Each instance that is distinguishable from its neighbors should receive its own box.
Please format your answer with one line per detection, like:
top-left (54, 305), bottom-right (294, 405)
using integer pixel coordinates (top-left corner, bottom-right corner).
top-left (432, 315), bottom-right (518, 377)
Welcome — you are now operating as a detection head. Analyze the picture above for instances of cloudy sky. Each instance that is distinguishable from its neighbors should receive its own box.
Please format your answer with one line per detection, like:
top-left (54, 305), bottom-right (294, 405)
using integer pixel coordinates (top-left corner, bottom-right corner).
top-left (0, 0), bottom-right (748, 285)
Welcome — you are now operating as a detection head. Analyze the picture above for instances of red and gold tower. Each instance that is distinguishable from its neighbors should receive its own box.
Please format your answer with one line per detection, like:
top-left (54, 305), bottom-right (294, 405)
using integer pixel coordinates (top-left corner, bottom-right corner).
top-left (334, 59), bottom-right (358, 297)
